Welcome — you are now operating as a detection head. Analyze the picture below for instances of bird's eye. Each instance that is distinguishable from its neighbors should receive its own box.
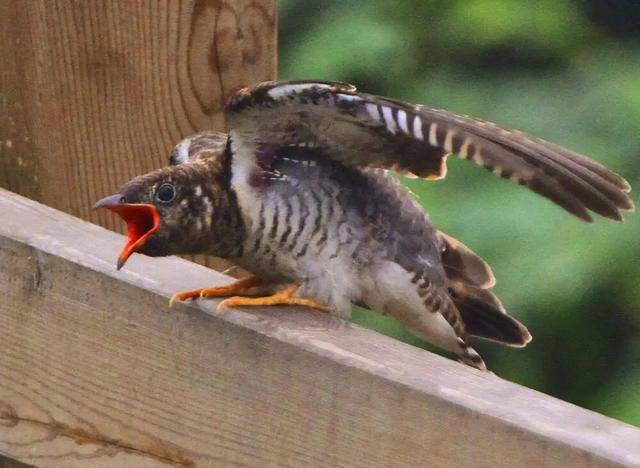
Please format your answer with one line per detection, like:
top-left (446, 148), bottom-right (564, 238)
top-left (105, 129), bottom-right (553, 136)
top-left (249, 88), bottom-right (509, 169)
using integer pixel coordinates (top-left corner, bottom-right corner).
top-left (156, 183), bottom-right (176, 203)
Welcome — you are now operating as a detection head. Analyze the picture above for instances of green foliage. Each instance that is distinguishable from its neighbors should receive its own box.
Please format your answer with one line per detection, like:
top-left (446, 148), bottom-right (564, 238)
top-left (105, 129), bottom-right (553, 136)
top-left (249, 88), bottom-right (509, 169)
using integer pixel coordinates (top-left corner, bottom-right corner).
top-left (279, 0), bottom-right (640, 426)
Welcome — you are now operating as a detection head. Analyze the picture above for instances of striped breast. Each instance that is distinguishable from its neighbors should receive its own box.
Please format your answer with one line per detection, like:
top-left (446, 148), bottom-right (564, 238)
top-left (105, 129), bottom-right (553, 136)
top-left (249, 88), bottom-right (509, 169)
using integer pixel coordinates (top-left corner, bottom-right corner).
top-left (231, 144), bottom-right (367, 284)
top-left (229, 140), bottom-right (445, 317)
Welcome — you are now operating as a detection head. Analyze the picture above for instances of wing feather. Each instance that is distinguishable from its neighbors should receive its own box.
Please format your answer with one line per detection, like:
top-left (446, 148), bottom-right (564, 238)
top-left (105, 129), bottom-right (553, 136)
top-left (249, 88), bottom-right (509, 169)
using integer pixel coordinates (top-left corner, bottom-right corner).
top-left (226, 80), bottom-right (633, 221)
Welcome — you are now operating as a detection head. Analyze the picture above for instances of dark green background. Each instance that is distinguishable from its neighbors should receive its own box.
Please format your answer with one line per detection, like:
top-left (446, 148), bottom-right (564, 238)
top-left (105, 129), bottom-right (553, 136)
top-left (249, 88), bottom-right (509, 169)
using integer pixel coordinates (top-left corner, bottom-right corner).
top-left (279, 0), bottom-right (640, 426)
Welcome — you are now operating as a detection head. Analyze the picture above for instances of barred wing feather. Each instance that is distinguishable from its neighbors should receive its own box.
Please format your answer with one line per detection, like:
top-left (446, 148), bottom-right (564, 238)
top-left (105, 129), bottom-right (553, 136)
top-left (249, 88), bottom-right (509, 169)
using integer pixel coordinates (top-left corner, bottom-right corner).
top-left (226, 80), bottom-right (633, 222)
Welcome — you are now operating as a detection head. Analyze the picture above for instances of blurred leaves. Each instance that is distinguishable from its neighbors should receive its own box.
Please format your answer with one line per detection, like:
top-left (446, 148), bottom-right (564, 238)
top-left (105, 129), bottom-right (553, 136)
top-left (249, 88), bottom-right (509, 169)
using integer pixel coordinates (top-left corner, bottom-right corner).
top-left (280, 0), bottom-right (640, 426)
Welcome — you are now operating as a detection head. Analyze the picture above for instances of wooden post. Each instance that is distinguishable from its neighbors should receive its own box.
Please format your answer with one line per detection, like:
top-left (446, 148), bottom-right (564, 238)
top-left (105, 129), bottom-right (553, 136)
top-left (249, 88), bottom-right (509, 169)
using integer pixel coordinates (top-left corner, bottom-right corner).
top-left (2, 188), bottom-right (640, 467)
top-left (0, 0), bottom-right (276, 268)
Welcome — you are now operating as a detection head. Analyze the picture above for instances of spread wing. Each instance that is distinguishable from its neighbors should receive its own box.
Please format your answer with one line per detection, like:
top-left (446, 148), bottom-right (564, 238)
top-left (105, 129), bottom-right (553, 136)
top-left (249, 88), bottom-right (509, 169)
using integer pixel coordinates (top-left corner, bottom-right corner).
top-left (226, 80), bottom-right (633, 222)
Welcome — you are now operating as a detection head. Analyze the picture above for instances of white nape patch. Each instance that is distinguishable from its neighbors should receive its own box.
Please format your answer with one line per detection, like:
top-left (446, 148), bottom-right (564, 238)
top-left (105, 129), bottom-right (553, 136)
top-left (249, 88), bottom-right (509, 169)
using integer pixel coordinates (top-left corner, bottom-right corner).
top-left (180, 199), bottom-right (189, 208)
top-left (429, 123), bottom-right (439, 147)
top-left (195, 186), bottom-right (203, 197)
top-left (381, 106), bottom-right (397, 134)
top-left (174, 138), bottom-right (191, 165)
top-left (397, 110), bottom-right (409, 133)
top-left (412, 115), bottom-right (424, 140)
top-left (267, 83), bottom-right (332, 100)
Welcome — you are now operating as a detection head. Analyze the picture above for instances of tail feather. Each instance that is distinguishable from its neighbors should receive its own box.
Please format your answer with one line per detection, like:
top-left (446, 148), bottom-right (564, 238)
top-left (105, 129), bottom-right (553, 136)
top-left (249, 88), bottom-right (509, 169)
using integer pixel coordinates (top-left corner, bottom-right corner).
top-left (438, 232), bottom-right (495, 288)
top-left (439, 230), bottom-right (532, 347)
top-left (449, 283), bottom-right (531, 347)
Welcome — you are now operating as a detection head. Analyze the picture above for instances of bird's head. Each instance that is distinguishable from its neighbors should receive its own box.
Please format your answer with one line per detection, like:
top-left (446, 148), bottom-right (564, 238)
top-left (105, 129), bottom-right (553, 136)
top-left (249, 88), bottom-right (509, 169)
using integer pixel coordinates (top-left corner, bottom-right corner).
top-left (94, 132), bottom-right (242, 269)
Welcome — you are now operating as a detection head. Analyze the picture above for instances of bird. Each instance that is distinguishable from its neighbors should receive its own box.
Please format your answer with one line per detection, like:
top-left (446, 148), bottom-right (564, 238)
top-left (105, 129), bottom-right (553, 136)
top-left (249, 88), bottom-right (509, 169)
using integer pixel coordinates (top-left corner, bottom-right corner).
top-left (94, 80), bottom-right (634, 370)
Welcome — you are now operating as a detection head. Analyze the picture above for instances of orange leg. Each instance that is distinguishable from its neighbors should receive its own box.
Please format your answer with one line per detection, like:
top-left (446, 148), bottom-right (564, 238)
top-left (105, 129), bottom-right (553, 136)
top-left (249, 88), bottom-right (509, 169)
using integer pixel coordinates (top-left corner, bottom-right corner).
top-left (217, 284), bottom-right (330, 313)
top-left (169, 276), bottom-right (261, 307)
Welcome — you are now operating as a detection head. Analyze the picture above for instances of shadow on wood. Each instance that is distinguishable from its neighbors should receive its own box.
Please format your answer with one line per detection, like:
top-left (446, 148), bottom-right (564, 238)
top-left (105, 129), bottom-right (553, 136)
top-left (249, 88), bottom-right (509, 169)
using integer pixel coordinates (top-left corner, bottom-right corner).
top-left (1, 188), bottom-right (639, 467)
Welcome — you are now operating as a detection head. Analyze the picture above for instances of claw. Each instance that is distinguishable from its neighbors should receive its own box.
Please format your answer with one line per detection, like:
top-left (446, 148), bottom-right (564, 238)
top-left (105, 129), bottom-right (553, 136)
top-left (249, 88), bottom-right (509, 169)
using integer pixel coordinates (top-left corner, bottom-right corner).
top-left (216, 284), bottom-right (330, 313)
top-left (168, 276), bottom-right (262, 307)
top-left (169, 288), bottom-right (204, 307)
top-left (169, 294), bottom-right (178, 308)
top-left (169, 279), bottom-right (329, 314)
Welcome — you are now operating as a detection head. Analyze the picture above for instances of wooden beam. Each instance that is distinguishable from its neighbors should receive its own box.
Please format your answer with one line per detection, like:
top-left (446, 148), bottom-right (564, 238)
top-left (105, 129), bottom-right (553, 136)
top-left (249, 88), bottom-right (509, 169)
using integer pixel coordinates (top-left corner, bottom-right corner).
top-left (1, 188), bottom-right (639, 467)
top-left (0, 456), bottom-right (33, 468)
top-left (0, 0), bottom-right (276, 271)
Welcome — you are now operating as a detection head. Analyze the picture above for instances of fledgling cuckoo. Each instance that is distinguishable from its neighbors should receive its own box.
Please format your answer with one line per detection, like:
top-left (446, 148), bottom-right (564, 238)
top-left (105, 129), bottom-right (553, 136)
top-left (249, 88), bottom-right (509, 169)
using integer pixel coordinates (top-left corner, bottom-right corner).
top-left (95, 81), bottom-right (634, 370)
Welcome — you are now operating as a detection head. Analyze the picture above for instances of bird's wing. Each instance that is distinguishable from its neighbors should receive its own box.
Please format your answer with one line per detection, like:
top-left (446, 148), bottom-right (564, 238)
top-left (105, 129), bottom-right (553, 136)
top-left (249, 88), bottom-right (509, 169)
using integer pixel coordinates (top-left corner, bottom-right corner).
top-left (226, 80), bottom-right (633, 222)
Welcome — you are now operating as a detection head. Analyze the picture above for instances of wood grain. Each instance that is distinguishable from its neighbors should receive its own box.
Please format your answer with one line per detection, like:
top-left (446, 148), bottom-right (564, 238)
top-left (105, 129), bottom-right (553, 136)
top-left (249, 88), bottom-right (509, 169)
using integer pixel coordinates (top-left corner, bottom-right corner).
top-left (1, 189), bottom-right (640, 467)
top-left (0, 0), bottom-right (276, 271)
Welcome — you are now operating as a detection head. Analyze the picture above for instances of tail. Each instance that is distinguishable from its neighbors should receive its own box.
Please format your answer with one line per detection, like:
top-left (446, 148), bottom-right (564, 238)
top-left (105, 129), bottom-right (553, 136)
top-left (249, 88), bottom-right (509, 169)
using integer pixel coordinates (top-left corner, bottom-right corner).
top-left (438, 231), bottom-right (532, 347)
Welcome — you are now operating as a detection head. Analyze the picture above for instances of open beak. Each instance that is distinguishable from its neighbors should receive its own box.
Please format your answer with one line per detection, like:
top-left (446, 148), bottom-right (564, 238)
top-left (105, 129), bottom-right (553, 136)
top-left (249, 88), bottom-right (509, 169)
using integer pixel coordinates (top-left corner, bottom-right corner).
top-left (93, 194), bottom-right (160, 270)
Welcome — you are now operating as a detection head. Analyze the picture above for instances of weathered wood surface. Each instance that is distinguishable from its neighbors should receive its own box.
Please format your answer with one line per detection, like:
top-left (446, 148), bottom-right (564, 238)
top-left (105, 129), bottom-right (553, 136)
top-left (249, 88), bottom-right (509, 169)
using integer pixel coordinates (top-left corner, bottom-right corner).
top-left (0, 456), bottom-right (32, 468)
top-left (1, 188), bottom-right (639, 467)
top-left (0, 0), bottom-right (276, 270)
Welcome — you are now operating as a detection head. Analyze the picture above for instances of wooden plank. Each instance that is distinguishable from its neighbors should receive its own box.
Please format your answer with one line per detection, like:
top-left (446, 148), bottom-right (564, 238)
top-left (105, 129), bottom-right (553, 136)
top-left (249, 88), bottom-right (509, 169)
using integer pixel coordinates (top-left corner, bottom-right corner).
top-left (0, 0), bottom-right (276, 271)
top-left (0, 456), bottom-right (33, 468)
top-left (0, 188), bottom-right (639, 468)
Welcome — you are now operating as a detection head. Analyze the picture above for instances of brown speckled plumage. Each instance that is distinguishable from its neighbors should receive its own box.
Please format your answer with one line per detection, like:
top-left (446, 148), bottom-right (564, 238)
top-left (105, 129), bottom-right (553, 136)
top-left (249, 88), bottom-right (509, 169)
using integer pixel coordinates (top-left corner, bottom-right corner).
top-left (96, 80), bottom-right (633, 370)
top-left (115, 136), bottom-right (244, 259)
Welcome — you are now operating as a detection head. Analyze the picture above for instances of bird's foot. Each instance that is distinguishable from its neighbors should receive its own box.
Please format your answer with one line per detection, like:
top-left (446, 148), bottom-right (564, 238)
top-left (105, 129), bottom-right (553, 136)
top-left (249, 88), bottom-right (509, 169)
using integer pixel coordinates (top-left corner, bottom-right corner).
top-left (169, 275), bottom-right (261, 307)
top-left (217, 284), bottom-right (330, 313)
